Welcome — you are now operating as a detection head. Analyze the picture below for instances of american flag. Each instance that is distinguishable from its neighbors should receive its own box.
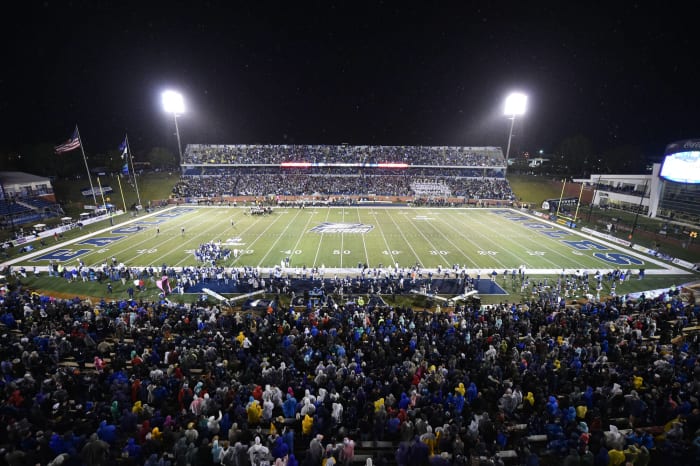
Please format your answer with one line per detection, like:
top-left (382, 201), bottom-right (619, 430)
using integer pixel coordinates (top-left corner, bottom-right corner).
top-left (55, 129), bottom-right (81, 154)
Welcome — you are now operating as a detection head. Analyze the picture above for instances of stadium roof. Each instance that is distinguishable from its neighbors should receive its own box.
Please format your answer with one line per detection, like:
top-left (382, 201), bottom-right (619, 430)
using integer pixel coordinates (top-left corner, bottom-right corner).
top-left (0, 171), bottom-right (51, 186)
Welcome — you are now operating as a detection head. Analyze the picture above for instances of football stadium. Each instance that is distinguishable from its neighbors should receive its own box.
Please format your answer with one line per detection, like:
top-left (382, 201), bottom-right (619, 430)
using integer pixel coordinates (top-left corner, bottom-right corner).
top-left (1, 138), bottom-right (700, 465)
top-left (6, 2), bottom-right (700, 464)
top-left (3, 143), bottom-right (697, 305)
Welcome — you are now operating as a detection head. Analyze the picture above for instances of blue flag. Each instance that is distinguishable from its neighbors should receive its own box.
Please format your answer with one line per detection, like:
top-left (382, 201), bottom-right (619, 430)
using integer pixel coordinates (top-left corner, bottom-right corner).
top-left (122, 163), bottom-right (129, 175)
top-left (119, 137), bottom-right (128, 159)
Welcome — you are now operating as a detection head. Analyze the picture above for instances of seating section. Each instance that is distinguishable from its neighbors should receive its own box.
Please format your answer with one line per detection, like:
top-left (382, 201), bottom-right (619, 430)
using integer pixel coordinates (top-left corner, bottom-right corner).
top-left (183, 144), bottom-right (506, 166)
top-left (0, 200), bottom-right (31, 215)
top-left (21, 197), bottom-right (57, 209)
top-left (0, 274), bottom-right (694, 465)
top-left (0, 196), bottom-right (63, 230)
top-left (174, 144), bottom-right (515, 201)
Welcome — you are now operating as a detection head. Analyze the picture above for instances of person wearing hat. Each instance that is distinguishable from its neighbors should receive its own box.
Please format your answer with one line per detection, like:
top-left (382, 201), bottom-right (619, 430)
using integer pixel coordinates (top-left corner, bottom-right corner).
top-left (185, 422), bottom-right (199, 444)
top-left (248, 436), bottom-right (270, 465)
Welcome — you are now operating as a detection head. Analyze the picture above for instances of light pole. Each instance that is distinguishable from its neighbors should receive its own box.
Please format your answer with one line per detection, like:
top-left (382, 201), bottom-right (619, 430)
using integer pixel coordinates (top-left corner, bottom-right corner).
top-left (504, 92), bottom-right (527, 163)
top-left (162, 90), bottom-right (185, 165)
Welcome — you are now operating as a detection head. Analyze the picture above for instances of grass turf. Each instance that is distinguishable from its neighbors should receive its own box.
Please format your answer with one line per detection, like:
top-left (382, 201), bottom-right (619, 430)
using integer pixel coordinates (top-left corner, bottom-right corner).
top-left (5, 206), bottom-right (697, 305)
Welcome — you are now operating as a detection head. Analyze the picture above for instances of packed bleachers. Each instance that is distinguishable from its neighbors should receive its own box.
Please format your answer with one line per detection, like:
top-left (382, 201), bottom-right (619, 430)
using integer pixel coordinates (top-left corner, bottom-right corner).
top-left (173, 173), bottom-right (514, 201)
top-left (174, 144), bottom-right (514, 202)
top-left (183, 144), bottom-right (505, 167)
top-left (1, 266), bottom-right (699, 465)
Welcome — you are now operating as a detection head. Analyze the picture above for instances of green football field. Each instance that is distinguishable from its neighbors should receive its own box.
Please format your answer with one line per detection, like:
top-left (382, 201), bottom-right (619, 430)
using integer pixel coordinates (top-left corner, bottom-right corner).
top-left (7, 205), bottom-right (692, 277)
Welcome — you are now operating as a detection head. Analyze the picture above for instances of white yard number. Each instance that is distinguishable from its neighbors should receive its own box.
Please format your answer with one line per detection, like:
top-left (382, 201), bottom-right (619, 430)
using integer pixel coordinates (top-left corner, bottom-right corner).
top-left (283, 250), bottom-right (302, 255)
top-left (477, 250), bottom-right (498, 256)
top-left (333, 250), bottom-right (351, 255)
top-left (136, 249), bottom-right (157, 254)
top-left (382, 250), bottom-right (402, 255)
top-left (526, 250), bottom-right (546, 256)
top-left (429, 250), bottom-right (449, 255)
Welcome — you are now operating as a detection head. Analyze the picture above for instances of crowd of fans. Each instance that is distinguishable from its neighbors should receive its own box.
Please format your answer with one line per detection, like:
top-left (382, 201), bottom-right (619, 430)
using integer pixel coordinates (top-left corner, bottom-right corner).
top-left (1, 266), bottom-right (700, 466)
top-left (172, 144), bottom-right (514, 201)
top-left (181, 168), bottom-right (503, 179)
top-left (182, 145), bottom-right (505, 167)
top-left (172, 175), bottom-right (514, 201)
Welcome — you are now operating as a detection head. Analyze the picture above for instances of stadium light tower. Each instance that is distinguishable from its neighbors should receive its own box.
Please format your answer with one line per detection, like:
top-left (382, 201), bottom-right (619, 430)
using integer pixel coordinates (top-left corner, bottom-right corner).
top-left (504, 92), bottom-right (527, 162)
top-left (162, 90), bottom-right (185, 165)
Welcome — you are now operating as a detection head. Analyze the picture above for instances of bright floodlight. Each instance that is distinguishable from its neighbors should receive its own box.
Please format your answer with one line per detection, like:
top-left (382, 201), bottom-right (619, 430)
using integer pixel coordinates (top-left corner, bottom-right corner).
top-left (504, 92), bottom-right (527, 116)
top-left (162, 90), bottom-right (185, 114)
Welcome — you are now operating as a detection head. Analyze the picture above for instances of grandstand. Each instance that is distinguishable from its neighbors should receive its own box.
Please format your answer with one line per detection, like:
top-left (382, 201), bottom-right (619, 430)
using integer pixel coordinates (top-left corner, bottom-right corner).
top-left (0, 171), bottom-right (63, 229)
top-left (410, 180), bottom-right (451, 199)
top-left (175, 144), bottom-right (513, 203)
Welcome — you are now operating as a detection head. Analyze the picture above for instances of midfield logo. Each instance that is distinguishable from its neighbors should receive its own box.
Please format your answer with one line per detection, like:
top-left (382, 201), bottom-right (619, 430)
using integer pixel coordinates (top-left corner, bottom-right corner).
top-left (310, 222), bottom-right (374, 234)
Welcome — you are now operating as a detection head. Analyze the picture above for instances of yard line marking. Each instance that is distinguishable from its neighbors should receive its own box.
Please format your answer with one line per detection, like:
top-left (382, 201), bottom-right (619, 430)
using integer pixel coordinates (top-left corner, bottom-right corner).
top-left (90, 208), bottom-right (212, 267)
top-left (385, 209), bottom-right (424, 266)
top-left (440, 209), bottom-right (522, 268)
top-left (0, 206), bottom-right (181, 269)
top-left (340, 208), bottom-right (345, 268)
top-left (89, 208), bottom-right (214, 267)
top-left (402, 209), bottom-right (453, 267)
top-left (507, 208), bottom-right (687, 273)
top-left (170, 209), bottom-right (243, 267)
top-left (223, 209), bottom-right (282, 267)
top-left (356, 207), bottom-right (371, 267)
top-left (464, 209), bottom-right (570, 268)
top-left (369, 208), bottom-right (398, 268)
top-left (423, 211), bottom-right (483, 268)
top-left (312, 208), bottom-right (333, 267)
top-left (243, 208), bottom-right (304, 268)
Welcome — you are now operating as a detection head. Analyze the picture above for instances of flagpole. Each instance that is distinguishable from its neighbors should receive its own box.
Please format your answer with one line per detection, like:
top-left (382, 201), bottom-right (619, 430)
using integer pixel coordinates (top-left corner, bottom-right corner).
top-left (125, 134), bottom-right (143, 208)
top-left (116, 173), bottom-right (127, 213)
top-left (76, 125), bottom-right (98, 206)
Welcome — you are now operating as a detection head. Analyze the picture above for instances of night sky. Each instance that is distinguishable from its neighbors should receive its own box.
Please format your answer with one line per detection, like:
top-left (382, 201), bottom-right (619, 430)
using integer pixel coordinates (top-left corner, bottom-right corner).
top-left (3, 1), bottom-right (699, 162)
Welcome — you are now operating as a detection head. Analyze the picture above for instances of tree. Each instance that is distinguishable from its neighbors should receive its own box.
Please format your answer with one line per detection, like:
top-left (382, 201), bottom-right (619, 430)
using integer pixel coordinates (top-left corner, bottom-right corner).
top-left (145, 146), bottom-right (177, 169)
top-left (599, 145), bottom-right (642, 174)
top-left (556, 135), bottom-right (593, 177)
top-left (19, 142), bottom-right (83, 178)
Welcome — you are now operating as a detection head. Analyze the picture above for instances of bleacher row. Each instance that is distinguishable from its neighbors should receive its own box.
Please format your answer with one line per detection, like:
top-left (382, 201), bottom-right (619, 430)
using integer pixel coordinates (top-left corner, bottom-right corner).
top-left (182, 144), bottom-right (506, 167)
top-left (172, 174), bottom-right (514, 199)
top-left (172, 144), bottom-right (515, 201)
top-left (1, 273), bottom-right (699, 466)
top-left (0, 197), bottom-right (62, 229)
top-left (0, 200), bottom-right (33, 215)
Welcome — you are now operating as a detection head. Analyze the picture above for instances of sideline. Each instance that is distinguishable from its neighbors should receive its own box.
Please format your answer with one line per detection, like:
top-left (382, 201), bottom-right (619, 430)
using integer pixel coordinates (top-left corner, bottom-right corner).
top-left (2, 206), bottom-right (695, 277)
top-left (1, 206), bottom-right (178, 269)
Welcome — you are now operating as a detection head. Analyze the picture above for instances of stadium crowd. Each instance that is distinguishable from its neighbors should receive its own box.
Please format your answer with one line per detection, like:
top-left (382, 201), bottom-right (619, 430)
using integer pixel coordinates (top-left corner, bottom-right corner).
top-left (171, 144), bottom-right (514, 201)
top-left (182, 145), bottom-right (504, 167)
top-left (1, 269), bottom-right (700, 466)
top-left (172, 175), bottom-right (514, 201)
